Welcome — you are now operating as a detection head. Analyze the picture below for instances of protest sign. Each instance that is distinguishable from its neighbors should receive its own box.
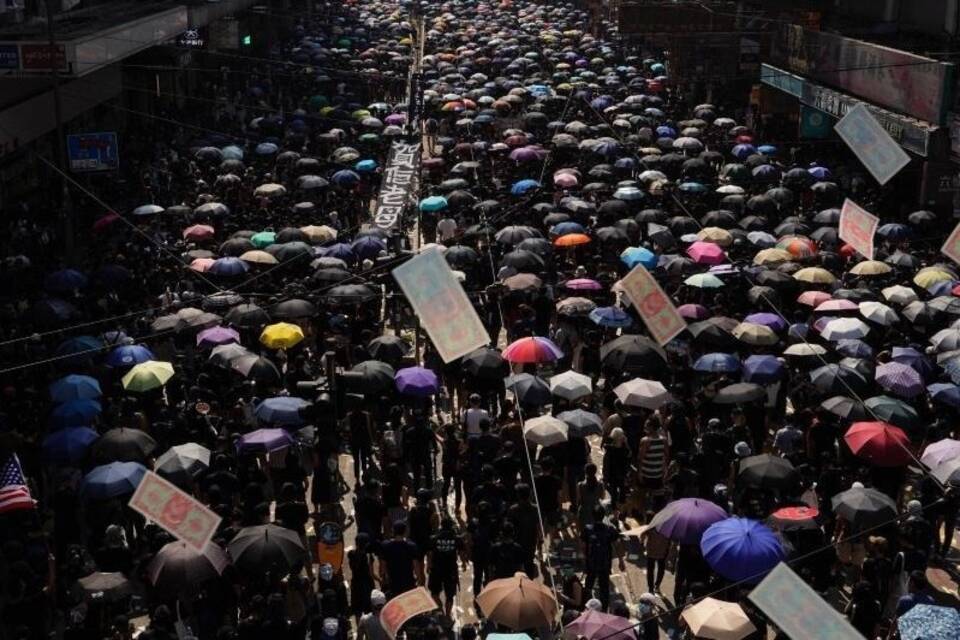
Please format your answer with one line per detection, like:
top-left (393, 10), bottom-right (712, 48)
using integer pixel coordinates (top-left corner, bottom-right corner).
top-left (392, 247), bottom-right (489, 362)
top-left (618, 265), bottom-right (685, 346)
top-left (941, 220), bottom-right (960, 266)
top-left (373, 141), bottom-right (421, 231)
top-left (835, 103), bottom-right (910, 185)
top-left (839, 198), bottom-right (880, 259)
top-left (379, 587), bottom-right (437, 639)
top-left (749, 563), bottom-right (864, 640)
top-left (128, 471), bottom-right (221, 552)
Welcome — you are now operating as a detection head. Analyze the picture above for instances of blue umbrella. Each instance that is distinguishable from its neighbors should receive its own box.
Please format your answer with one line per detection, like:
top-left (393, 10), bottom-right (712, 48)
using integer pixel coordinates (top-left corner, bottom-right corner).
top-left (732, 144), bottom-right (757, 160)
top-left (621, 246), bottom-right (657, 269)
top-left (44, 268), bottom-right (88, 293)
top-left (221, 145), bottom-right (244, 160)
top-left (321, 243), bottom-right (357, 262)
top-left (80, 461), bottom-right (147, 500)
top-left (589, 306), bottom-right (633, 328)
top-left (395, 366), bottom-right (440, 397)
top-left (42, 426), bottom-right (100, 464)
top-left (254, 396), bottom-right (311, 426)
top-left (49, 375), bottom-right (101, 403)
top-left (808, 165), bottom-right (831, 180)
top-left (835, 339), bottom-right (874, 359)
top-left (331, 169), bottom-right (361, 187)
top-left (351, 236), bottom-right (387, 259)
top-left (553, 221), bottom-right (586, 236)
top-left (898, 604), bottom-right (960, 640)
top-left (678, 182), bottom-right (708, 193)
top-left (209, 257), bottom-right (250, 276)
top-left (101, 330), bottom-right (129, 346)
top-left (255, 142), bottom-right (279, 155)
top-left (927, 280), bottom-right (958, 296)
top-left (742, 355), bottom-right (784, 384)
top-left (656, 125), bottom-right (676, 138)
top-left (55, 335), bottom-right (104, 359)
top-left (614, 157), bottom-right (636, 170)
top-left (701, 517), bottom-right (785, 583)
top-left (693, 353), bottom-right (740, 373)
top-left (928, 383), bottom-right (960, 408)
top-left (50, 399), bottom-right (102, 427)
top-left (355, 159), bottom-right (378, 172)
top-left (107, 344), bottom-right (154, 368)
top-left (419, 195), bottom-right (448, 213)
top-left (877, 223), bottom-right (911, 240)
top-left (511, 179), bottom-right (541, 195)
top-left (892, 346), bottom-right (935, 378)
top-left (757, 144), bottom-right (777, 155)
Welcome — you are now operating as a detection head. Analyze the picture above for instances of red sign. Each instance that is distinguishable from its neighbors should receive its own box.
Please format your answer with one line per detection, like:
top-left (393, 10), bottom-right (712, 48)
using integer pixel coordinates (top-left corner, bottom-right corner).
top-left (20, 44), bottom-right (67, 71)
top-left (839, 198), bottom-right (879, 260)
top-left (379, 588), bottom-right (437, 639)
top-left (941, 221), bottom-right (960, 267)
top-left (128, 471), bottom-right (221, 552)
top-left (618, 266), bottom-right (685, 346)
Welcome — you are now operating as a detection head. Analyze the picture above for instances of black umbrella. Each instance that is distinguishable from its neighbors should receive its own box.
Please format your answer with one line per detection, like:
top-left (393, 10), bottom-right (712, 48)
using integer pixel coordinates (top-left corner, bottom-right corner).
top-left (809, 364), bottom-right (868, 396)
top-left (820, 395), bottom-right (868, 420)
top-left (500, 250), bottom-right (544, 272)
top-left (738, 454), bottom-right (799, 490)
top-left (445, 245), bottom-right (481, 268)
top-left (76, 572), bottom-right (132, 602)
top-left (713, 382), bottom-right (767, 404)
top-left (231, 354), bottom-right (281, 385)
top-left (687, 317), bottom-right (739, 348)
top-left (326, 284), bottom-right (377, 304)
top-left (92, 428), bottom-right (157, 463)
top-left (367, 335), bottom-right (412, 365)
top-left (311, 267), bottom-right (354, 285)
top-left (227, 524), bottom-right (305, 574)
top-left (600, 335), bottom-right (668, 378)
top-left (155, 442), bottom-right (210, 489)
top-left (701, 210), bottom-right (738, 228)
top-left (209, 343), bottom-right (250, 367)
top-left (272, 299), bottom-right (318, 320)
top-left (351, 360), bottom-right (396, 393)
top-left (220, 238), bottom-right (255, 256)
top-left (225, 303), bottom-right (271, 329)
top-left (831, 486), bottom-right (898, 529)
top-left (148, 540), bottom-right (229, 594)
top-left (462, 347), bottom-right (509, 383)
top-left (557, 409), bottom-right (603, 437)
top-left (504, 373), bottom-right (551, 406)
top-left (277, 227), bottom-right (307, 244)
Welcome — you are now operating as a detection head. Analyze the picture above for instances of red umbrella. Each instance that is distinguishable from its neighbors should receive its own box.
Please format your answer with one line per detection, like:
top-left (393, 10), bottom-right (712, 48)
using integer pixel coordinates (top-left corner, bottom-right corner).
top-left (93, 212), bottom-right (121, 233)
top-left (769, 506), bottom-right (820, 531)
top-left (183, 224), bottom-right (215, 241)
top-left (845, 421), bottom-right (912, 467)
top-left (503, 336), bottom-right (563, 363)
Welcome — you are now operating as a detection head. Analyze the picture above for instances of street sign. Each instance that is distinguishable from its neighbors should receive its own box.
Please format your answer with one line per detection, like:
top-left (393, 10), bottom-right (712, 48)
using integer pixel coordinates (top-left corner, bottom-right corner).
top-left (835, 103), bottom-right (911, 185)
top-left (66, 132), bottom-right (119, 172)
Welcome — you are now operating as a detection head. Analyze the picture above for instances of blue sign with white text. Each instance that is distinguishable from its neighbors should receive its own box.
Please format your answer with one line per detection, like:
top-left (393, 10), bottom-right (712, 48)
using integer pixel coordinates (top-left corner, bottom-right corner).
top-left (0, 45), bottom-right (19, 70)
top-left (67, 132), bottom-right (119, 172)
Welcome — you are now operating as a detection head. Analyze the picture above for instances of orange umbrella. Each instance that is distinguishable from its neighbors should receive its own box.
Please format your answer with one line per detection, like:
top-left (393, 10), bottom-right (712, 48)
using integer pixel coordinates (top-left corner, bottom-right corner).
top-left (477, 572), bottom-right (557, 630)
top-left (554, 233), bottom-right (591, 247)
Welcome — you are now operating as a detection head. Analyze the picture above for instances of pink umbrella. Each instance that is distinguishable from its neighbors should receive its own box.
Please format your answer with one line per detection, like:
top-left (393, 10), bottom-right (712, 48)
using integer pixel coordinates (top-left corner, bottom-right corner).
top-left (798, 291), bottom-right (833, 307)
top-left (503, 336), bottom-right (563, 363)
top-left (815, 299), bottom-right (858, 313)
top-left (190, 258), bottom-right (215, 272)
top-left (678, 303), bottom-right (710, 320)
top-left (196, 326), bottom-right (241, 348)
top-left (553, 172), bottom-right (579, 188)
top-left (183, 224), bottom-right (215, 241)
top-left (565, 278), bottom-right (602, 291)
top-left (564, 609), bottom-right (637, 640)
top-left (687, 241), bottom-right (726, 264)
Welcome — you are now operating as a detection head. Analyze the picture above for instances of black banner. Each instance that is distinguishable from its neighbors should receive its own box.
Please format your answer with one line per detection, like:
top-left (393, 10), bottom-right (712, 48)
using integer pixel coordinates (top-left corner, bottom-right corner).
top-left (373, 141), bottom-right (421, 232)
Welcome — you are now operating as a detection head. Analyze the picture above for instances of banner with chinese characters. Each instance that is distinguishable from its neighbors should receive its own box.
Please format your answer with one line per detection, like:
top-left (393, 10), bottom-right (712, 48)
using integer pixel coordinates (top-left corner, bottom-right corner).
top-left (379, 588), bottom-right (437, 639)
top-left (619, 266), bottom-right (685, 346)
top-left (839, 198), bottom-right (879, 259)
top-left (392, 247), bottom-right (489, 363)
top-left (374, 141), bottom-right (421, 231)
top-left (128, 471), bottom-right (221, 552)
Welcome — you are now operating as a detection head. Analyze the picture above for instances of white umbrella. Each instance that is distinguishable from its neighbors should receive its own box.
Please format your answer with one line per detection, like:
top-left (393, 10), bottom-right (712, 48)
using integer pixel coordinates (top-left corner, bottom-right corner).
top-left (254, 183), bottom-right (286, 198)
top-left (931, 328), bottom-right (960, 352)
top-left (821, 318), bottom-right (870, 341)
top-left (732, 322), bottom-right (779, 346)
top-left (549, 370), bottom-right (593, 401)
top-left (858, 301), bottom-right (898, 326)
top-left (881, 285), bottom-right (918, 305)
top-left (614, 378), bottom-right (672, 409)
top-left (681, 598), bottom-right (756, 640)
top-left (133, 204), bottom-right (164, 216)
top-left (523, 415), bottom-right (569, 447)
top-left (783, 343), bottom-right (827, 357)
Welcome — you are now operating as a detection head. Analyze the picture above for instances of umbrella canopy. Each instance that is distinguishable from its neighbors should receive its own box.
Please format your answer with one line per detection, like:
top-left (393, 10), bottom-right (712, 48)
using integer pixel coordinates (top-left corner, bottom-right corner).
top-left (737, 454), bottom-right (798, 490)
top-left (701, 518), bottom-right (785, 583)
top-left (844, 421), bottom-right (912, 466)
top-left (523, 415), bottom-right (569, 447)
top-left (564, 609), bottom-right (637, 640)
top-left (147, 540), bottom-right (229, 594)
top-left (831, 486), bottom-right (898, 529)
top-left (42, 426), bottom-right (100, 464)
top-left (549, 370), bottom-right (593, 400)
top-left (395, 367), bottom-right (440, 397)
top-left (236, 428), bottom-right (294, 454)
top-left (650, 498), bottom-right (728, 544)
top-left (503, 336), bottom-right (563, 363)
top-left (556, 409), bottom-right (603, 437)
top-left (875, 361), bottom-right (924, 398)
top-left (505, 373), bottom-right (552, 406)
top-left (260, 322), bottom-right (305, 349)
top-left (613, 378), bottom-right (672, 409)
top-left (681, 598), bottom-right (756, 640)
top-left (49, 374), bottom-right (101, 403)
top-left (76, 572), bottom-right (132, 602)
top-left (898, 604), bottom-right (960, 640)
top-left (476, 572), bottom-right (558, 630)
top-left (80, 461), bottom-right (147, 500)
top-left (921, 438), bottom-right (960, 468)
top-left (121, 360), bottom-right (174, 392)
top-left (92, 428), bottom-right (157, 463)
top-left (155, 443), bottom-right (211, 488)
top-left (228, 524), bottom-right (305, 574)
top-left (254, 396), bottom-right (310, 426)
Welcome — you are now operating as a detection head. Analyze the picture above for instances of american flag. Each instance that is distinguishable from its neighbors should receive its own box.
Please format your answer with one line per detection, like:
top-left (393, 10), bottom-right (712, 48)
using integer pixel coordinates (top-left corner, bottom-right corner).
top-left (0, 454), bottom-right (35, 514)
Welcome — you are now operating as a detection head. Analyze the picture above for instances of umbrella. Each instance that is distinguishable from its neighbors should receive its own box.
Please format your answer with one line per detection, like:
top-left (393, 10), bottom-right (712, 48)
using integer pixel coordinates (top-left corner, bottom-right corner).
top-left (742, 355), bottom-right (784, 383)
top-left (76, 572), bottom-right (132, 602)
top-left (260, 322), bottom-right (305, 349)
top-left (557, 409), bottom-right (603, 437)
top-left (503, 337), bottom-right (563, 363)
top-left (49, 374), bottom-right (101, 403)
top-left (255, 397), bottom-right (310, 426)
top-left (768, 506), bottom-right (820, 532)
top-left (236, 428), bottom-right (293, 454)
top-left (821, 318), bottom-right (870, 341)
top-left (898, 604), bottom-right (960, 640)
top-left (523, 415), bottom-right (569, 447)
top-left (476, 572), bottom-right (558, 630)
top-left (549, 370), bottom-right (593, 401)
top-left (50, 399), bottom-right (102, 427)
top-left (844, 421), bottom-right (912, 466)
top-left (565, 610), bottom-right (637, 640)
top-left (589, 306), bottom-right (633, 328)
top-left (875, 362), bottom-right (924, 398)
top-left (225, 303), bottom-right (271, 329)
top-left (463, 348), bottom-right (509, 382)
top-left (831, 485), bottom-right (898, 529)
top-left (737, 454), bottom-right (798, 490)
top-left (196, 326), bottom-right (240, 348)
top-left (80, 461), bottom-right (147, 499)
top-left (713, 383), bottom-right (766, 404)
top-left (921, 438), bottom-right (960, 468)
top-left (821, 395), bottom-right (868, 420)
top-left (810, 364), bottom-right (868, 396)
top-left (687, 242), bottom-right (726, 265)
top-left (367, 335), bottom-right (412, 364)
top-left (155, 443), bottom-right (211, 488)
top-left (106, 344), bottom-right (154, 367)
top-left (700, 518), bottom-right (785, 583)
top-left (864, 395), bottom-right (921, 431)
top-left (505, 373), bottom-right (552, 406)
top-left (92, 428), bottom-right (157, 463)
top-left (395, 367), bottom-right (440, 397)
top-left (649, 498), bottom-right (728, 544)
top-left (228, 524), bottom-right (305, 574)
top-left (733, 322), bottom-right (778, 346)
top-left (681, 598), bottom-right (756, 640)
top-left (147, 540), bottom-right (229, 594)
top-left (614, 378), bottom-right (672, 409)
top-left (42, 426), bottom-right (100, 464)
top-left (121, 361), bottom-right (175, 392)
top-left (272, 299), bottom-right (318, 320)
top-left (231, 354), bottom-right (281, 384)
top-left (693, 353), bottom-right (740, 373)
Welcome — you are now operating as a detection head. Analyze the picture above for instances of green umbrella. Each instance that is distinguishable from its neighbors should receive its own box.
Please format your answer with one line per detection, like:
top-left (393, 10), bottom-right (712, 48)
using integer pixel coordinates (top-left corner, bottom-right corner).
top-left (864, 395), bottom-right (921, 431)
top-left (250, 231), bottom-right (276, 249)
top-left (308, 95), bottom-right (328, 110)
top-left (358, 133), bottom-right (380, 144)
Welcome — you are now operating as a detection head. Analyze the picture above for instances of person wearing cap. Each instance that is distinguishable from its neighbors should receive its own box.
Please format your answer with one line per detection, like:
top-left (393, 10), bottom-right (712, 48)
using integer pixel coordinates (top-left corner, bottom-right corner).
top-left (357, 590), bottom-right (389, 640)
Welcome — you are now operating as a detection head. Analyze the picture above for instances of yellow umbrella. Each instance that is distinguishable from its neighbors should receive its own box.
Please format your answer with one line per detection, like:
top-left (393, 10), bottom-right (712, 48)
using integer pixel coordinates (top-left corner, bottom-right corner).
top-left (239, 250), bottom-right (279, 265)
top-left (260, 322), bottom-right (304, 349)
top-left (476, 572), bottom-right (557, 630)
top-left (681, 598), bottom-right (756, 640)
top-left (733, 322), bottom-right (779, 346)
top-left (793, 267), bottom-right (836, 284)
top-left (122, 360), bottom-right (175, 392)
top-left (753, 248), bottom-right (793, 266)
top-left (300, 225), bottom-right (337, 244)
top-left (848, 260), bottom-right (892, 276)
top-left (696, 226), bottom-right (733, 247)
top-left (914, 268), bottom-right (955, 288)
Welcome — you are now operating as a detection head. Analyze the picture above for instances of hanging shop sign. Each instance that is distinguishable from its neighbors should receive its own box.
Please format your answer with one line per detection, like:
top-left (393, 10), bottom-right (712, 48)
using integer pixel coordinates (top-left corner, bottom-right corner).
top-left (770, 24), bottom-right (954, 125)
top-left (176, 28), bottom-right (206, 49)
top-left (373, 141), bottom-right (421, 231)
top-left (20, 43), bottom-right (67, 71)
top-left (0, 44), bottom-right (18, 70)
top-left (66, 132), bottom-right (119, 172)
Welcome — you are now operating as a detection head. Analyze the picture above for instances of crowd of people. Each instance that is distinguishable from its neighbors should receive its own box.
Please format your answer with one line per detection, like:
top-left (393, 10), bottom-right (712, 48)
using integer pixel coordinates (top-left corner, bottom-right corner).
top-left (1, 1), bottom-right (959, 640)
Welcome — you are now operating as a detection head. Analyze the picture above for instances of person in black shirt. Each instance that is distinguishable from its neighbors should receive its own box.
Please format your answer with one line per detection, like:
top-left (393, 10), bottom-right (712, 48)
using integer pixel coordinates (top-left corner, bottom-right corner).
top-left (506, 484), bottom-right (541, 577)
top-left (489, 522), bottom-right (526, 579)
top-left (348, 407), bottom-right (374, 486)
top-left (440, 423), bottom-right (465, 511)
top-left (534, 458), bottom-right (563, 532)
top-left (427, 517), bottom-right (464, 616)
top-left (408, 489), bottom-right (438, 558)
top-left (275, 482), bottom-right (313, 578)
top-left (354, 480), bottom-right (387, 543)
top-left (467, 501), bottom-right (497, 596)
top-left (581, 506), bottom-right (624, 609)
top-left (375, 521), bottom-right (422, 598)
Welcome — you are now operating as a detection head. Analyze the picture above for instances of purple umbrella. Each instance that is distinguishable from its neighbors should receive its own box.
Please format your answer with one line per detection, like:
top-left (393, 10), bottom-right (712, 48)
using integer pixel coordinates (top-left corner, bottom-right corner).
top-left (395, 366), bottom-right (440, 397)
top-left (742, 355), bottom-right (784, 383)
top-left (649, 498), bottom-right (728, 544)
top-left (564, 278), bottom-right (602, 291)
top-left (564, 609), bottom-right (637, 640)
top-left (384, 114), bottom-right (406, 125)
top-left (743, 312), bottom-right (787, 332)
top-left (921, 438), bottom-right (960, 468)
top-left (510, 146), bottom-right (547, 163)
top-left (236, 428), bottom-right (293, 454)
top-left (891, 346), bottom-right (935, 378)
top-left (196, 326), bottom-right (240, 348)
top-left (876, 361), bottom-right (924, 398)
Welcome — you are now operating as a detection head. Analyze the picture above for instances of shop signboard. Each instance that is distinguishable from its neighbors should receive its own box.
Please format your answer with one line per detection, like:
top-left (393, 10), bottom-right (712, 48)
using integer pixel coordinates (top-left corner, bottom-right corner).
top-left (20, 43), bottom-right (66, 71)
top-left (770, 24), bottom-right (954, 125)
top-left (0, 44), bottom-right (18, 70)
top-left (66, 132), bottom-right (119, 172)
top-left (835, 104), bottom-right (911, 185)
top-left (799, 105), bottom-right (831, 139)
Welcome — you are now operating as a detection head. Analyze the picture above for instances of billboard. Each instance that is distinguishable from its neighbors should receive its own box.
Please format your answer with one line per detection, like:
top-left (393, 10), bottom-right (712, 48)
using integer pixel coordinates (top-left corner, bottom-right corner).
top-left (67, 132), bottom-right (119, 172)
top-left (770, 24), bottom-right (954, 124)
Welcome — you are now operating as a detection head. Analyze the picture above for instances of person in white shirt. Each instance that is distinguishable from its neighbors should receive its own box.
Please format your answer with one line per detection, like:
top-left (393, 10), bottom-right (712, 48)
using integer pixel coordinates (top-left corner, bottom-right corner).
top-left (461, 393), bottom-right (490, 439)
top-left (436, 216), bottom-right (458, 241)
